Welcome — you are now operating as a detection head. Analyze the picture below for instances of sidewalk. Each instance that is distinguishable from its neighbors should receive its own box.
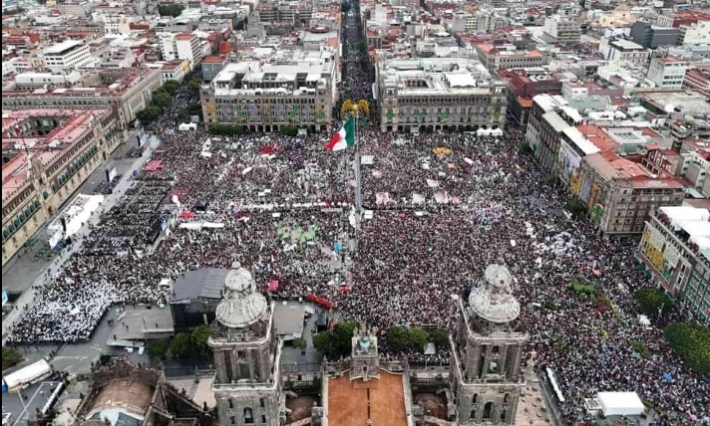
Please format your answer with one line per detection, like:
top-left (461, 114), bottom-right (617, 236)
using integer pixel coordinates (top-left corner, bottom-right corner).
top-left (2, 135), bottom-right (161, 344)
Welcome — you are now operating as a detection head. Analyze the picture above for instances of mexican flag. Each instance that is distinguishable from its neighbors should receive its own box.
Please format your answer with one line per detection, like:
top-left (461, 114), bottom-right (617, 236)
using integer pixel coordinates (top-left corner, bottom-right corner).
top-left (325, 118), bottom-right (355, 151)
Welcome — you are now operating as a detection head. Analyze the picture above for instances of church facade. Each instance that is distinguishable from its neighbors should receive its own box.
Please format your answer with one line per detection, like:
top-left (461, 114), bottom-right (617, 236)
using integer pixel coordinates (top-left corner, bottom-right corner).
top-left (207, 261), bottom-right (529, 426)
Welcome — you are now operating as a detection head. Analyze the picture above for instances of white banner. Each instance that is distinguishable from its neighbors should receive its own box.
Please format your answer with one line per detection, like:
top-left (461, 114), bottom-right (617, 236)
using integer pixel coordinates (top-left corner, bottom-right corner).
top-left (649, 228), bottom-right (665, 250)
top-left (663, 244), bottom-right (680, 267)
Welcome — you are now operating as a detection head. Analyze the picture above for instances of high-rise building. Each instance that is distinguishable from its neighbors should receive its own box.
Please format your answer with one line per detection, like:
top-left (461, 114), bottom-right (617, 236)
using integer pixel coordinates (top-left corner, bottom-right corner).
top-left (449, 261), bottom-right (529, 425)
top-left (209, 265), bottom-right (284, 426)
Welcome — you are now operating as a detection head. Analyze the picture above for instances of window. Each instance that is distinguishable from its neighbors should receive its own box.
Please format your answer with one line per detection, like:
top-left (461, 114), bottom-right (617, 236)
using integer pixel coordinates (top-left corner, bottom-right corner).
top-left (503, 393), bottom-right (510, 403)
top-left (230, 417), bottom-right (235, 425)
top-left (473, 394), bottom-right (478, 404)
top-left (228, 400), bottom-right (234, 409)
top-left (470, 410), bottom-right (477, 421)
top-left (492, 346), bottom-right (500, 355)
top-left (259, 398), bottom-right (265, 408)
top-left (244, 408), bottom-right (254, 424)
top-left (483, 402), bottom-right (494, 420)
top-left (261, 415), bottom-right (266, 424)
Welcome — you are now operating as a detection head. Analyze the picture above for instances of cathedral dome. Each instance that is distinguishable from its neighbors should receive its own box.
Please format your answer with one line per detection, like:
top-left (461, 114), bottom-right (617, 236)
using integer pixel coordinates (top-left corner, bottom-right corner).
top-left (215, 264), bottom-right (269, 329)
top-left (469, 262), bottom-right (521, 323)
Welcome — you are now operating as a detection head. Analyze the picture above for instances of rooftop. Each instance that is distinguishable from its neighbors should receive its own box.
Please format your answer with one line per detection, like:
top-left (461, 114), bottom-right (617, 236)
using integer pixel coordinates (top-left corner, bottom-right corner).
top-left (328, 371), bottom-right (407, 426)
top-left (2, 109), bottom-right (109, 203)
top-left (44, 39), bottom-right (83, 55)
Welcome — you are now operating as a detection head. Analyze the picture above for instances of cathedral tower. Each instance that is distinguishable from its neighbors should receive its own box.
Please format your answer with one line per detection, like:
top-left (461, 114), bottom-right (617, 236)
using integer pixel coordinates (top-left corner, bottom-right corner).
top-left (209, 264), bottom-right (283, 426)
top-left (449, 261), bottom-right (529, 425)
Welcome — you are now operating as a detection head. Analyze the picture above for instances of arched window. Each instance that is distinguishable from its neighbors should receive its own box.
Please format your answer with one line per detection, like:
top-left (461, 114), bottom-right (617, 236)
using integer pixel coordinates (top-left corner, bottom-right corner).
top-left (244, 408), bottom-right (254, 424)
top-left (228, 399), bottom-right (233, 409)
top-left (472, 394), bottom-right (479, 404)
top-left (259, 398), bottom-right (265, 408)
top-left (483, 402), bottom-right (494, 420)
top-left (501, 411), bottom-right (507, 422)
top-left (503, 393), bottom-right (510, 404)
top-left (470, 410), bottom-right (477, 421)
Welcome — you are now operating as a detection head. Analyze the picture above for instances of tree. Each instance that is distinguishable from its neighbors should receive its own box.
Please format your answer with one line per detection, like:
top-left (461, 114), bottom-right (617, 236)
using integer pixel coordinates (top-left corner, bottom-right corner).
top-left (313, 331), bottom-right (333, 355)
top-left (2, 347), bottom-right (22, 371)
top-left (170, 333), bottom-right (194, 359)
top-left (188, 79), bottom-right (202, 98)
top-left (294, 338), bottom-right (308, 353)
top-left (430, 329), bottom-right (450, 349)
top-left (518, 141), bottom-right (532, 153)
top-left (162, 80), bottom-right (180, 96)
top-left (158, 4), bottom-right (184, 17)
top-left (208, 124), bottom-right (248, 136)
top-left (664, 323), bottom-right (710, 374)
top-left (147, 339), bottom-right (170, 360)
top-left (313, 321), bottom-right (357, 359)
top-left (565, 198), bottom-right (587, 216)
top-left (409, 328), bottom-right (429, 353)
top-left (191, 325), bottom-right (212, 358)
top-left (635, 288), bottom-right (674, 316)
top-left (387, 326), bottom-right (410, 353)
top-left (152, 91), bottom-right (173, 110)
top-left (136, 106), bottom-right (162, 126)
top-left (281, 125), bottom-right (299, 137)
top-left (341, 1), bottom-right (351, 13)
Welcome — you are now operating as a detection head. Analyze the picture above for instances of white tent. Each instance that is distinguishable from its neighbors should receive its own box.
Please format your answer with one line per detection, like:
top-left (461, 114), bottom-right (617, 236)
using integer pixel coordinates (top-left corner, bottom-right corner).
top-left (596, 392), bottom-right (645, 417)
top-left (3, 360), bottom-right (52, 392)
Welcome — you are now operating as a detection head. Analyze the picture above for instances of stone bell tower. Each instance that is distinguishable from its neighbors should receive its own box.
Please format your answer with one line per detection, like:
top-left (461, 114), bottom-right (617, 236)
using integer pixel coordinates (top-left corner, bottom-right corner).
top-left (449, 260), bottom-right (529, 426)
top-left (351, 323), bottom-right (380, 382)
top-left (209, 264), bottom-right (284, 426)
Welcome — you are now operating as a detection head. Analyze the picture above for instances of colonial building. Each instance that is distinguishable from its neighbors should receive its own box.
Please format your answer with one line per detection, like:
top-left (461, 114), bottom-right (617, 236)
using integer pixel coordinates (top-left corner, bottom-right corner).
top-left (449, 261), bottom-right (529, 425)
top-left (209, 264), bottom-right (285, 426)
top-left (2, 109), bottom-right (124, 266)
top-left (201, 50), bottom-right (337, 133)
top-left (376, 58), bottom-right (508, 133)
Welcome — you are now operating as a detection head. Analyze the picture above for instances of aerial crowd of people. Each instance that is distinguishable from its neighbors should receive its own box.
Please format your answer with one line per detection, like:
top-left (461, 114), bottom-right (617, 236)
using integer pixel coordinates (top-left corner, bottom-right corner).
top-left (5, 4), bottom-right (708, 426)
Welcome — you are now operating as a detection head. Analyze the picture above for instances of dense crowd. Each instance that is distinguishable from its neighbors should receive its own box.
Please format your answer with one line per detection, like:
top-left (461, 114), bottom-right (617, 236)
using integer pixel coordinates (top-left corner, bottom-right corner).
top-left (6, 4), bottom-right (708, 426)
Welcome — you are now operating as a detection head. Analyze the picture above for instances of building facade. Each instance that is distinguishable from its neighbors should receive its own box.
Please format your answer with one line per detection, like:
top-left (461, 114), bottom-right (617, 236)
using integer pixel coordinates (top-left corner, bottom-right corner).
top-left (1, 69), bottom-right (163, 126)
top-left (159, 33), bottom-right (203, 69)
top-left (630, 21), bottom-right (679, 48)
top-left (209, 265), bottom-right (284, 426)
top-left (201, 51), bottom-right (337, 133)
top-left (638, 206), bottom-right (710, 326)
top-left (2, 109), bottom-right (124, 265)
top-left (677, 21), bottom-right (710, 46)
top-left (543, 16), bottom-right (582, 44)
top-left (376, 58), bottom-right (508, 133)
top-left (449, 261), bottom-right (529, 425)
top-left (43, 40), bottom-right (92, 71)
top-left (647, 56), bottom-right (689, 90)
top-left (598, 38), bottom-right (649, 65)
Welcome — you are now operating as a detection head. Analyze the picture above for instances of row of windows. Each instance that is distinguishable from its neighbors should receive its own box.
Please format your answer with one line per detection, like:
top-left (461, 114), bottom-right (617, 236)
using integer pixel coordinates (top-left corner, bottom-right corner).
top-left (3, 186), bottom-right (35, 218)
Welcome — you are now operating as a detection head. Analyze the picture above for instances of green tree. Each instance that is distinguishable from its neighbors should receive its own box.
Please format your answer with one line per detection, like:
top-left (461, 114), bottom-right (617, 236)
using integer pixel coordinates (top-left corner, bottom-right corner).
top-left (430, 329), bottom-right (450, 349)
top-left (2, 347), bottom-right (22, 371)
top-left (313, 331), bottom-right (333, 355)
top-left (664, 323), bottom-right (710, 374)
top-left (188, 79), bottom-right (202, 98)
top-left (331, 321), bottom-right (357, 357)
top-left (565, 198), bottom-right (587, 216)
top-left (519, 141), bottom-right (532, 153)
top-left (191, 325), bottom-right (212, 358)
top-left (635, 288), bottom-right (674, 316)
top-left (408, 328), bottom-right (429, 353)
top-left (170, 333), bottom-right (194, 359)
top-left (294, 338), bottom-right (308, 352)
top-left (387, 326), bottom-right (411, 353)
top-left (162, 80), bottom-right (180, 96)
top-left (208, 124), bottom-right (247, 136)
top-left (281, 125), bottom-right (299, 137)
top-left (313, 321), bottom-right (357, 359)
top-left (152, 91), bottom-right (173, 110)
top-left (147, 339), bottom-right (171, 360)
top-left (158, 4), bottom-right (184, 17)
top-left (136, 106), bottom-right (162, 126)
